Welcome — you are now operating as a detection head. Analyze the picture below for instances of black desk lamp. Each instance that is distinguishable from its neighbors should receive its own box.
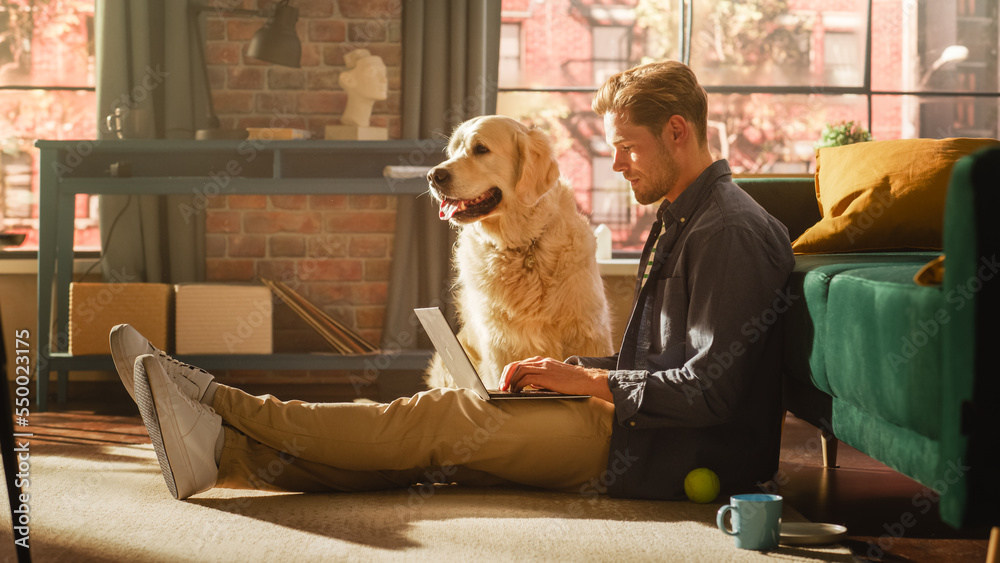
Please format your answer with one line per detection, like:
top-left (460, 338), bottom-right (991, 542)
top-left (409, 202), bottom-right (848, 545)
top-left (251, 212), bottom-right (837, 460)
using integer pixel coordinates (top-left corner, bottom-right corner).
top-left (191, 0), bottom-right (302, 140)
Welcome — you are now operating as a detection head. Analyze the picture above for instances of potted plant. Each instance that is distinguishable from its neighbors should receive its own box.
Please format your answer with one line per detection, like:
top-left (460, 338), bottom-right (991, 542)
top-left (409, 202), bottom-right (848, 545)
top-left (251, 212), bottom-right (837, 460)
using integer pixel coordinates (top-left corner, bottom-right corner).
top-left (815, 120), bottom-right (873, 149)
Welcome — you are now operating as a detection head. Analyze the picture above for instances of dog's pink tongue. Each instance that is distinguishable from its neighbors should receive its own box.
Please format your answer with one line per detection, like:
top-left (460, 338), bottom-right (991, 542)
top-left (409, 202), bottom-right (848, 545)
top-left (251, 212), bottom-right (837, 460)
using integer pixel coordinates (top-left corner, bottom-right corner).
top-left (440, 199), bottom-right (460, 220)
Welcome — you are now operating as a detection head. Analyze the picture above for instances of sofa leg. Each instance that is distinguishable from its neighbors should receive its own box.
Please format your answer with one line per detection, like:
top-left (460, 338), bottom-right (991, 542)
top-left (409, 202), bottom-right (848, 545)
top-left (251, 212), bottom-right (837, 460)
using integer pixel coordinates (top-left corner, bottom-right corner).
top-left (820, 429), bottom-right (839, 468)
top-left (986, 526), bottom-right (998, 563)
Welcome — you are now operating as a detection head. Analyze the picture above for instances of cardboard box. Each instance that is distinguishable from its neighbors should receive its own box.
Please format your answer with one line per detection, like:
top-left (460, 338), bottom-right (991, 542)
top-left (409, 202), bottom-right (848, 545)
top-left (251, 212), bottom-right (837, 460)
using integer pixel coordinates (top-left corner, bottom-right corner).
top-left (69, 283), bottom-right (172, 355)
top-left (175, 284), bottom-right (273, 354)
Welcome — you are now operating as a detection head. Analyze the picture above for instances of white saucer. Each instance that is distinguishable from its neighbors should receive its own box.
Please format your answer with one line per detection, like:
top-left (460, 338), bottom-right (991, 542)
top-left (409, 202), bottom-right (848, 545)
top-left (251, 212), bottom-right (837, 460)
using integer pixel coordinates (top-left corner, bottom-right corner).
top-left (779, 522), bottom-right (848, 545)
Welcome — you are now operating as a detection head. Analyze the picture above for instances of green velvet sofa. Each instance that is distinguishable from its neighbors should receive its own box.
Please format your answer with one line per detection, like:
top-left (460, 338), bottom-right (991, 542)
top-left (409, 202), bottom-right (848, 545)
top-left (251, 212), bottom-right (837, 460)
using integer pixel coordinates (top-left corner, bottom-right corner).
top-left (734, 145), bottom-right (999, 531)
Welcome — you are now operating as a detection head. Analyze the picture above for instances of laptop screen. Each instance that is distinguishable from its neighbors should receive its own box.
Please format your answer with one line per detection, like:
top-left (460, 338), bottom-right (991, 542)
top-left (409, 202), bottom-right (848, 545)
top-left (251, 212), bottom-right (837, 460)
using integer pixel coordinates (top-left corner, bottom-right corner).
top-left (414, 307), bottom-right (491, 399)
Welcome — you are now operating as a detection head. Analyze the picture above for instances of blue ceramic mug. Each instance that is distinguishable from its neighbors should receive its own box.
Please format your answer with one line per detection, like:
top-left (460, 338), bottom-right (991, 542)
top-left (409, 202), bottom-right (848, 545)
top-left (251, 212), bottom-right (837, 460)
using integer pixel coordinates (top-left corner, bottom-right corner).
top-left (716, 493), bottom-right (783, 550)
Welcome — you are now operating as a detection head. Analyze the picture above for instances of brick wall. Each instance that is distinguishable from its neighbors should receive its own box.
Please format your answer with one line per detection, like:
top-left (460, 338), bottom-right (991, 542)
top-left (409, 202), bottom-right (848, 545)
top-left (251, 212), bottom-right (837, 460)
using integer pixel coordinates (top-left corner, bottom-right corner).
top-left (203, 0), bottom-right (404, 363)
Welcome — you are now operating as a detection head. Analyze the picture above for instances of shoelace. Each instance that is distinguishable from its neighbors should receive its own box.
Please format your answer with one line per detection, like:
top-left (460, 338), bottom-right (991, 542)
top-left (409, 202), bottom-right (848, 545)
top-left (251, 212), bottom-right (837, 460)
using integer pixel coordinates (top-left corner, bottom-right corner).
top-left (156, 350), bottom-right (213, 377)
top-left (154, 351), bottom-right (216, 406)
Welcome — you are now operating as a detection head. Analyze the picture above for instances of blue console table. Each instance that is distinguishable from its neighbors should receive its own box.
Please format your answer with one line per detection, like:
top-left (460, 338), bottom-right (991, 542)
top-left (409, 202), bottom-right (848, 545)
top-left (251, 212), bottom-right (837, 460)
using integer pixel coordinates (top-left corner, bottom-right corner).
top-left (34, 138), bottom-right (445, 411)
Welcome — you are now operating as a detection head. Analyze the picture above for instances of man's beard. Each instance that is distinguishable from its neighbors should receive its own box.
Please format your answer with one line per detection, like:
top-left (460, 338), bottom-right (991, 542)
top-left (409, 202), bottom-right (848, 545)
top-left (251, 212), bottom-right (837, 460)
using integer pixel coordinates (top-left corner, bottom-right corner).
top-left (633, 141), bottom-right (680, 205)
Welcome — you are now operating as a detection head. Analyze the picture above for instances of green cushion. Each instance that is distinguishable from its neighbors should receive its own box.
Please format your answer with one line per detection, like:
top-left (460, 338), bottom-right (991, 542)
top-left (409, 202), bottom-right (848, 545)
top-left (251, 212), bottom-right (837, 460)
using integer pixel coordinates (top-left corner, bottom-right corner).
top-left (824, 264), bottom-right (945, 440)
top-left (783, 252), bottom-right (939, 397)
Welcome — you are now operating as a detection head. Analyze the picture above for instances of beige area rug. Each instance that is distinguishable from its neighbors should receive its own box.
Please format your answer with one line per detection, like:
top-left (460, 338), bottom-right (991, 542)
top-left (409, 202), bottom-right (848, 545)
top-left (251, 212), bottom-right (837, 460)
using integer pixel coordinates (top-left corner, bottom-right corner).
top-left (0, 443), bottom-right (854, 562)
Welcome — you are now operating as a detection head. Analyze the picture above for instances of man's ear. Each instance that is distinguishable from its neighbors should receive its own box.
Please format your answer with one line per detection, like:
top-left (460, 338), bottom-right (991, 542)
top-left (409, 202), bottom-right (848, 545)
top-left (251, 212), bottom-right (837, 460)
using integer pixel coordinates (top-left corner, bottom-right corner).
top-left (515, 128), bottom-right (560, 205)
top-left (660, 115), bottom-right (689, 145)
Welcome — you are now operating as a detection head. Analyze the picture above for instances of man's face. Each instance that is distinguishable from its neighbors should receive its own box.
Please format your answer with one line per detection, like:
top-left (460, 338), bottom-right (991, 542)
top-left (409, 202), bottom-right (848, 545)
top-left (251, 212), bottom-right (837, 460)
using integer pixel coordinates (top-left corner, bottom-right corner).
top-left (604, 111), bottom-right (680, 205)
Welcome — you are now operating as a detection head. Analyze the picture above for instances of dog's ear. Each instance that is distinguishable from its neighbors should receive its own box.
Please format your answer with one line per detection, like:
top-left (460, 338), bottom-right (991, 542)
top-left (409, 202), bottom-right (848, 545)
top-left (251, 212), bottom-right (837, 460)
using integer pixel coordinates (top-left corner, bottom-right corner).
top-left (515, 127), bottom-right (560, 205)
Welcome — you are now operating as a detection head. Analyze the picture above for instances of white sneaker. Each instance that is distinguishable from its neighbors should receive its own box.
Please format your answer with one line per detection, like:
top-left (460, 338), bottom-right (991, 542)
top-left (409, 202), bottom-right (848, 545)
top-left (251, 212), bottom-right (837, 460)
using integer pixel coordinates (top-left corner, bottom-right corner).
top-left (134, 354), bottom-right (222, 500)
top-left (110, 324), bottom-right (215, 403)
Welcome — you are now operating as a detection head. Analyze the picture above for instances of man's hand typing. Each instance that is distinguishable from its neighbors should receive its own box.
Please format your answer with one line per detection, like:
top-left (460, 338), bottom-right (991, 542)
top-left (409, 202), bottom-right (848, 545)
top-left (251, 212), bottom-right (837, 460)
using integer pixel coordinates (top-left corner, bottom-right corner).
top-left (501, 357), bottom-right (614, 403)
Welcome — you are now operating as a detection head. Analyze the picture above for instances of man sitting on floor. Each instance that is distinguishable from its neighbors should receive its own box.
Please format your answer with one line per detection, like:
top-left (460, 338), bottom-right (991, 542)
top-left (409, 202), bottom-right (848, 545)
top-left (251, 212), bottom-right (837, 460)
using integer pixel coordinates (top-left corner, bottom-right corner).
top-left (110, 60), bottom-right (794, 501)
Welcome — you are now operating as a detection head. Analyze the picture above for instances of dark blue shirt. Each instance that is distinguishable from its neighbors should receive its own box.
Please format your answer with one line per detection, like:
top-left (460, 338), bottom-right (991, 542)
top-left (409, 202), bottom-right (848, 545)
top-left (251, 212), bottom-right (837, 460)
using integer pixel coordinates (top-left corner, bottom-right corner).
top-left (572, 160), bottom-right (795, 499)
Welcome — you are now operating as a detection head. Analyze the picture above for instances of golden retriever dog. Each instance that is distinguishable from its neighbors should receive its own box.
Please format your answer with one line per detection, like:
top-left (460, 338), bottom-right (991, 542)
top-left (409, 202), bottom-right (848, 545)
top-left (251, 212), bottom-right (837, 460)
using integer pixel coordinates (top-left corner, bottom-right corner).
top-left (424, 115), bottom-right (613, 389)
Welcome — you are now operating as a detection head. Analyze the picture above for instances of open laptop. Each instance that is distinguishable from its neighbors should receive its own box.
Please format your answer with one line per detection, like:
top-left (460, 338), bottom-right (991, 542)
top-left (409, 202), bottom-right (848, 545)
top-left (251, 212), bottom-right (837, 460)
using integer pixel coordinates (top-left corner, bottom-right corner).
top-left (414, 307), bottom-right (588, 400)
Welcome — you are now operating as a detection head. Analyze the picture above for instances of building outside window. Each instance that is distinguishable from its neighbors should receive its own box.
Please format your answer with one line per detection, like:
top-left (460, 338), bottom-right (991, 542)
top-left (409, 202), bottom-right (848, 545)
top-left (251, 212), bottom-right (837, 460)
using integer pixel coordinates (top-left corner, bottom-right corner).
top-left (0, 0), bottom-right (97, 251)
top-left (592, 25), bottom-right (632, 86)
top-left (499, 22), bottom-right (523, 86)
top-left (497, 0), bottom-right (1000, 253)
top-left (823, 30), bottom-right (863, 87)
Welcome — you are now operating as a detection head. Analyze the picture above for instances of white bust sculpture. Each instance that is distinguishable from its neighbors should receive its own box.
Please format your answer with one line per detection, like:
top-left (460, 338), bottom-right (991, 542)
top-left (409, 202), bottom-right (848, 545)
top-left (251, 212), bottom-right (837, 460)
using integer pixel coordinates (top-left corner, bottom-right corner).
top-left (339, 49), bottom-right (388, 127)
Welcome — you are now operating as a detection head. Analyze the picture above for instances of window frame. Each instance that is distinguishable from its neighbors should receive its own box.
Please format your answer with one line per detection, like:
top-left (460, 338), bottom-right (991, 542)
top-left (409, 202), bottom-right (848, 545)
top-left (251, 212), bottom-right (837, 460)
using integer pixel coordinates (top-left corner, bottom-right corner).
top-left (497, 0), bottom-right (1000, 257)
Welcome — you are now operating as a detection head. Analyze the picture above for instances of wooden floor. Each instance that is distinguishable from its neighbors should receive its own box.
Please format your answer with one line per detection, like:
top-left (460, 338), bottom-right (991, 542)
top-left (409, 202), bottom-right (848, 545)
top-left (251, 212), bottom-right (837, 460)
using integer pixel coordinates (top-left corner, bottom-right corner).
top-left (22, 382), bottom-right (995, 562)
top-left (778, 412), bottom-right (992, 562)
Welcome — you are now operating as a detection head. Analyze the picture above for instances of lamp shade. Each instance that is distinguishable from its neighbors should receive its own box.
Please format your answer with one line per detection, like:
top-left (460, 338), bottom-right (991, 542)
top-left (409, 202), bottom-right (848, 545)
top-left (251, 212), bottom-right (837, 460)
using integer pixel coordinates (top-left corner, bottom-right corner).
top-left (247, 1), bottom-right (302, 68)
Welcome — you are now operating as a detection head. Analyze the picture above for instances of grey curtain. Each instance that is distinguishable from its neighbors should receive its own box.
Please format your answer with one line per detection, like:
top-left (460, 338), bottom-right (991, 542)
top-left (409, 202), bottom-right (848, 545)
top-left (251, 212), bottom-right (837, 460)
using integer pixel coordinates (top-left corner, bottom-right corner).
top-left (382, 0), bottom-right (501, 349)
top-left (95, 0), bottom-right (206, 283)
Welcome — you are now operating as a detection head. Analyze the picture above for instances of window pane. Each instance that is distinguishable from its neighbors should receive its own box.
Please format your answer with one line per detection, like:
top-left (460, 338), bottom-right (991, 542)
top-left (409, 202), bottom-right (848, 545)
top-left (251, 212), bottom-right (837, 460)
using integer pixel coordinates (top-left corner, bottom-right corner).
top-left (709, 93), bottom-right (868, 174)
top-left (0, 0), bottom-right (95, 87)
top-left (687, 0), bottom-right (868, 88)
top-left (872, 0), bottom-right (998, 93)
top-left (872, 95), bottom-right (999, 140)
top-left (919, 1), bottom-right (997, 93)
top-left (0, 89), bottom-right (98, 250)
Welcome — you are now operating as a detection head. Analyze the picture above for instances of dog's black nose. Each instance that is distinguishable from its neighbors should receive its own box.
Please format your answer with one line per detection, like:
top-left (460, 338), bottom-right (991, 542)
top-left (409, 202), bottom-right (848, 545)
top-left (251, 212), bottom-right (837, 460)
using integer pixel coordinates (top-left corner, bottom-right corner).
top-left (428, 167), bottom-right (450, 187)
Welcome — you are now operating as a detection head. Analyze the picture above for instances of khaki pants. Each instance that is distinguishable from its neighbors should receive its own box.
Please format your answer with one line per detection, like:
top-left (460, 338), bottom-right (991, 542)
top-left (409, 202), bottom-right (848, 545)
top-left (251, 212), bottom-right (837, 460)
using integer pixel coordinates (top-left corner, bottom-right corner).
top-left (212, 386), bottom-right (615, 494)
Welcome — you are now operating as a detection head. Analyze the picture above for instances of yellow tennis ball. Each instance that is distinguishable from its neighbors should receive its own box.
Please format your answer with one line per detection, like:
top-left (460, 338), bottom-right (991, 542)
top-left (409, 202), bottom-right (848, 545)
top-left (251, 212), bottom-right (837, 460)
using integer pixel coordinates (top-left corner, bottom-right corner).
top-left (684, 468), bottom-right (720, 503)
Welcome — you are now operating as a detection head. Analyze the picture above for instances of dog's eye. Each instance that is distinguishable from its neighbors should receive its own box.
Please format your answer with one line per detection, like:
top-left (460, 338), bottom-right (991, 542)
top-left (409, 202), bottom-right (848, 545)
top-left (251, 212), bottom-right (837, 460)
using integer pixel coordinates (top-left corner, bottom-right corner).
top-left (473, 144), bottom-right (490, 155)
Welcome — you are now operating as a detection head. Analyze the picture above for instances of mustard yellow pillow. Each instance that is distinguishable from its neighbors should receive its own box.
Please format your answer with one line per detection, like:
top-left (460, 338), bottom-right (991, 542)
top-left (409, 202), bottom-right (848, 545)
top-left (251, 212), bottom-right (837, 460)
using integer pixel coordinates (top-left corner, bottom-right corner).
top-left (791, 137), bottom-right (1000, 254)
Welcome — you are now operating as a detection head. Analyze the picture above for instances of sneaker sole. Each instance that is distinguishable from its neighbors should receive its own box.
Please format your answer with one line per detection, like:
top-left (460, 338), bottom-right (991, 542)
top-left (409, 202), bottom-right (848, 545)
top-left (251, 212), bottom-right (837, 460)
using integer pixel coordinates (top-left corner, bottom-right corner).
top-left (135, 361), bottom-right (188, 500)
top-left (109, 324), bottom-right (148, 403)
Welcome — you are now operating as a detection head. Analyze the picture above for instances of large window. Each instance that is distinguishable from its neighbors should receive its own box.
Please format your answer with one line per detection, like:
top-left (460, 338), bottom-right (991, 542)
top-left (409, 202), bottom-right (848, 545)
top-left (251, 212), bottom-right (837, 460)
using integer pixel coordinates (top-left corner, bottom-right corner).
top-left (497, 0), bottom-right (1000, 253)
top-left (0, 0), bottom-right (97, 252)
